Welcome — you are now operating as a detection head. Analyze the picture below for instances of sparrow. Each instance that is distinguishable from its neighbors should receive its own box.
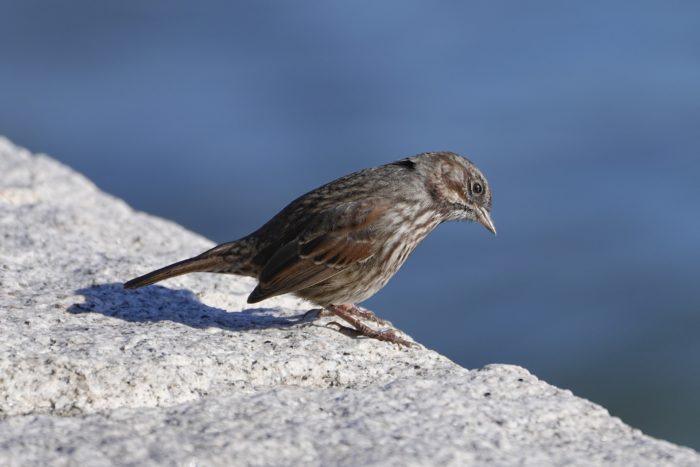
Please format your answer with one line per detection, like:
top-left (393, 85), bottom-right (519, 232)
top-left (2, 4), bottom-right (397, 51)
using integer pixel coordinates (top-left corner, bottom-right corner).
top-left (125, 151), bottom-right (495, 346)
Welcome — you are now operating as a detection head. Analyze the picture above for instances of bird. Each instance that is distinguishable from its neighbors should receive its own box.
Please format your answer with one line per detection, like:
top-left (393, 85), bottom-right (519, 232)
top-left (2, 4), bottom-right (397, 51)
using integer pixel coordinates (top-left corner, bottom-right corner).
top-left (124, 151), bottom-right (495, 346)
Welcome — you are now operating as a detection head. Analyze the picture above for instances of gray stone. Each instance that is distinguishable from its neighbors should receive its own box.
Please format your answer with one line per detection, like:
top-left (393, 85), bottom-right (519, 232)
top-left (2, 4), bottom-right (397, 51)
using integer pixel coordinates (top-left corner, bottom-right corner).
top-left (0, 136), bottom-right (698, 466)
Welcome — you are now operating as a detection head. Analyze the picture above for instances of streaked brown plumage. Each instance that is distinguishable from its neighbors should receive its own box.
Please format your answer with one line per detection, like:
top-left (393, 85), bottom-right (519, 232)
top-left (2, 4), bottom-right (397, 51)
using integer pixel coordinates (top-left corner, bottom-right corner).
top-left (125, 151), bottom-right (495, 345)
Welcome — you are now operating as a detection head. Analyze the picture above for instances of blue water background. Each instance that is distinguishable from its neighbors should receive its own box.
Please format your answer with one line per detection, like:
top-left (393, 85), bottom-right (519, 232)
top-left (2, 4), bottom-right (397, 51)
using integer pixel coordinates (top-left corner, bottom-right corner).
top-left (1, 1), bottom-right (699, 449)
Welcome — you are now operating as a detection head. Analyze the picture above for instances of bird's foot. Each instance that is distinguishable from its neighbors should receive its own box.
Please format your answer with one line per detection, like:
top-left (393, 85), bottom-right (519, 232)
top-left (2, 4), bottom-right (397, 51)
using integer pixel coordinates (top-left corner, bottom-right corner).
top-left (303, 305), bottom-right (389, 325)
top-left (325, 304), bottom-right (414, 347)
top-left (345, 305), bottom-right (391, 325)
top-left (325, 321), bottom-right (414, 347)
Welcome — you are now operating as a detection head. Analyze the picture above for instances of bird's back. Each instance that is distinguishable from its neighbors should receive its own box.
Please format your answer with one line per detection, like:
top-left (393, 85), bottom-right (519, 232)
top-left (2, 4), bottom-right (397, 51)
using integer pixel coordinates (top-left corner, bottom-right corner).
top-left (244, 160), bottom-right (427, 271)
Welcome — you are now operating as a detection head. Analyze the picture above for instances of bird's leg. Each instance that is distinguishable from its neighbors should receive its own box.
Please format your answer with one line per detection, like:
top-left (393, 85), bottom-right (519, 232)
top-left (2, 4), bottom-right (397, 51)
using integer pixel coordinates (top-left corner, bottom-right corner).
top-left (325, 304), bottom-right (414, 347)
top-left (302, 305), bottom-right (388, 325)
top-left (343, 305), bottom-right (391, 325)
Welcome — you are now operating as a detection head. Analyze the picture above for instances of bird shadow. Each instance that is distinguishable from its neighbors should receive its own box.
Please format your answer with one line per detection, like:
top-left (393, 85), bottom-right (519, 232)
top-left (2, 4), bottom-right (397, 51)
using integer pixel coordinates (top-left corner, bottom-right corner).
top-left (68, 282), bottom-right (314, 332)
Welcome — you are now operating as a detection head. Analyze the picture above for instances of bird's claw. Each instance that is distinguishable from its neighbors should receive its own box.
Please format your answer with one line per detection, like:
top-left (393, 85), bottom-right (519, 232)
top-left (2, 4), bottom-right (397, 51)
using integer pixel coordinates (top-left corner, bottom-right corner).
top-left (325, 320), bottom-right (415, 348)
top-left (325, 321), bottom-right (362, 338)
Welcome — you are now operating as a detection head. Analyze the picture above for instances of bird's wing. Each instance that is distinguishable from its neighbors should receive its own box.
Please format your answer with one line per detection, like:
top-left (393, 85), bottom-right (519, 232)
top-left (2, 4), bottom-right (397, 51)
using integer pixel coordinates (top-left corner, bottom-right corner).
top-left (247, 201), bottom-right (386, 303)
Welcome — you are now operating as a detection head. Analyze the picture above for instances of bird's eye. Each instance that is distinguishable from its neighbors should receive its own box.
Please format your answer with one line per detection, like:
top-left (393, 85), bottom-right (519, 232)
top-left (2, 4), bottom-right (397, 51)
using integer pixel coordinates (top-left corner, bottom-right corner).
top-left (472, 182), bottom-right (483, 195)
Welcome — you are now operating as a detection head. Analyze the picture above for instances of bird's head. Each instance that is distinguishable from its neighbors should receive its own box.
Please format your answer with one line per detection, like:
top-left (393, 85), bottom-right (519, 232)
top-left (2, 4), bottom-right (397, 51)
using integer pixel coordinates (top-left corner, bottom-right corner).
top-left (418, 151), bottom-right (496, 235)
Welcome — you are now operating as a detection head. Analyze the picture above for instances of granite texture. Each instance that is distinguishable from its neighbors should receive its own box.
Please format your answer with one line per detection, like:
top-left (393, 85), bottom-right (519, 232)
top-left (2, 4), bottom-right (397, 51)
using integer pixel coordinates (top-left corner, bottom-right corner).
top-left (1, 136), bottom-right (698, 466)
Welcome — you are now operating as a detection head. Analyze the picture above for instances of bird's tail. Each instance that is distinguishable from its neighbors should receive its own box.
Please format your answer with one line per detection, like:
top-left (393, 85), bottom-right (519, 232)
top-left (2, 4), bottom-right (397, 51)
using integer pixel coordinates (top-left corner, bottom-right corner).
top-left (124, 239), bottom-right (255, 289)
top-left (124, 255), bottom-right (226, 289)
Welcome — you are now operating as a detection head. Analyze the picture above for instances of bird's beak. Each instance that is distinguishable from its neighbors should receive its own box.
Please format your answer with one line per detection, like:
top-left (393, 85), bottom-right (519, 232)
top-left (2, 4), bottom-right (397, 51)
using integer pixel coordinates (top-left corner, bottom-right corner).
top-left (476, 207), bottom-right (497, 235)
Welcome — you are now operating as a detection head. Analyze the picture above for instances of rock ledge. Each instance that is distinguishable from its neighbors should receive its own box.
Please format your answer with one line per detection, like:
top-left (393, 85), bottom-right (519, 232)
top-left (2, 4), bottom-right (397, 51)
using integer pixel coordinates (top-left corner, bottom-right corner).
top-left (1, 137), bottom-right (698, 466)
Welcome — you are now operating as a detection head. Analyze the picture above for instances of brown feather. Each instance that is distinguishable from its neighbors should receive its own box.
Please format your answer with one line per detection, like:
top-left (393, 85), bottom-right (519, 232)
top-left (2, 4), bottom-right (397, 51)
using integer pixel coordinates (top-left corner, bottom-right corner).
top-left (124, 255), bottom-right (225, 289)
top-left (246, 203), bottom-right (383, 303)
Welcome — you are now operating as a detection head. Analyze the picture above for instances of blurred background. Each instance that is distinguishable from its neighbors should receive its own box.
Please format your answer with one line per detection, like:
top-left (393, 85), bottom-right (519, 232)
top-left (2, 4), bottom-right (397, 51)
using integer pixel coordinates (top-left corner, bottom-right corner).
top-left (1, 0), bottom-right (699, 449)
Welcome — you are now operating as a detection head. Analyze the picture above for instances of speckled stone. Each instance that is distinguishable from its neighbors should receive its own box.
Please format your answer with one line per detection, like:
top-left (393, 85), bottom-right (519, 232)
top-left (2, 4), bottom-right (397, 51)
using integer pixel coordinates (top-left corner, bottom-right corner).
top-left (1, 136), bottom-right (698, 466)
